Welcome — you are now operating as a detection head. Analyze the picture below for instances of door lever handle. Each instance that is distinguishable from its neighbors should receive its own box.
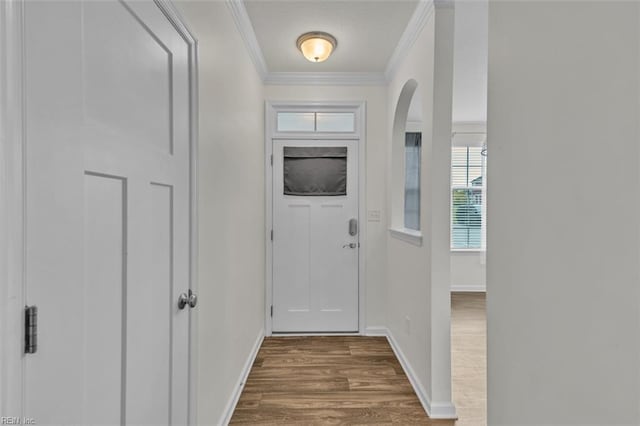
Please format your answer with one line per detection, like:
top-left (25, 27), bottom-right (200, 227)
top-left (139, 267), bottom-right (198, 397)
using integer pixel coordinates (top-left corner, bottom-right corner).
top-left (343, 243), bottom-right (357, 249)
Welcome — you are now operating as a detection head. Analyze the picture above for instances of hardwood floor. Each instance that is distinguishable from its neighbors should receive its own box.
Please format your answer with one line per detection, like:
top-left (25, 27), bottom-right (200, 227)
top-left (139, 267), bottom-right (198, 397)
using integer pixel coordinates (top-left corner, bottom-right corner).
top-left (451, 292), bottom-right (487, 426)
top-left (229, 295), bottom-right (486, 425)
top-left (230, 336), bottom-right (455, 425)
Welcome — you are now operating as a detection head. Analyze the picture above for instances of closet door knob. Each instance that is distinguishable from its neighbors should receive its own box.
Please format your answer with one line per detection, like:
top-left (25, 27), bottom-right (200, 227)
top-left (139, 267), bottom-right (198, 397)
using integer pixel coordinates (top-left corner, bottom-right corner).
top-left (188, 290), bottom-right (197, 308)
top-left (178, 293), bottom-right (189, 310)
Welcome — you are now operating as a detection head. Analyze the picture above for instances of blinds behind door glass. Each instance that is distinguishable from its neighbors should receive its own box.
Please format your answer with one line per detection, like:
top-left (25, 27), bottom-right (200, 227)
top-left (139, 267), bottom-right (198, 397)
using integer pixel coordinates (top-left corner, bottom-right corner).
top-left (283, 147), bottom-right (347, 196)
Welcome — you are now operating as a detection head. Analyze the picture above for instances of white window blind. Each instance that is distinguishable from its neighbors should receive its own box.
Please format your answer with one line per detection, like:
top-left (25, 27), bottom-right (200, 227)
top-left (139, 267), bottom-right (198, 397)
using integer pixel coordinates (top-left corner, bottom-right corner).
top-left (451, 145), bottom-right (486, 249)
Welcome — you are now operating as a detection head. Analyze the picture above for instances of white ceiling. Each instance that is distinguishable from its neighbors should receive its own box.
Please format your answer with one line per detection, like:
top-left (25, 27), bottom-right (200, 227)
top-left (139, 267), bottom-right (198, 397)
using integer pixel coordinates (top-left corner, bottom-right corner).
top-left (235, 0), bottom-right (488, 122)
top-left (243, 0), bottom-right (419, 73)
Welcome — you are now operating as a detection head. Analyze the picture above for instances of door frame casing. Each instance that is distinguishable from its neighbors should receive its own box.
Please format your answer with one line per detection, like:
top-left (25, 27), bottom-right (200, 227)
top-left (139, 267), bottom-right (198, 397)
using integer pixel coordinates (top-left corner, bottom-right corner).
top-left (0, 0), bottom-right (27, 417)
top-left (265, 101), bottom-right (367, 336)
top-left (0, 1), bottom-right (200, 423)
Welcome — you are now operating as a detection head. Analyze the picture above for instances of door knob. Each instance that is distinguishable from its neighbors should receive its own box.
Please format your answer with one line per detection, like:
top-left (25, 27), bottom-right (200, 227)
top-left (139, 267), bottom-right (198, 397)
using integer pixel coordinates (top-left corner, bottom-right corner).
top-left (178, 290), bottom-right (197, 309)
top-left (178, 293), bottom-right (189, 310)
top-left (343, 243), bottom-right (357, 249)
top-left (188, 290), bottom-right (197, 308)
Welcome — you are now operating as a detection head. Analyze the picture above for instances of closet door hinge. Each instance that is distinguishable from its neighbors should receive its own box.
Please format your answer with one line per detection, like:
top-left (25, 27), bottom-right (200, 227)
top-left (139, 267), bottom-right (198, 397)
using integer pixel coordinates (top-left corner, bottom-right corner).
top-left (270, 305), bottom-right (273, 317)
top-left (25, 305), bottom-right (38, 354)
top-left (270, 230), bottom-right (273, 241)
top-left (270, 155), bottom-right (273, 166)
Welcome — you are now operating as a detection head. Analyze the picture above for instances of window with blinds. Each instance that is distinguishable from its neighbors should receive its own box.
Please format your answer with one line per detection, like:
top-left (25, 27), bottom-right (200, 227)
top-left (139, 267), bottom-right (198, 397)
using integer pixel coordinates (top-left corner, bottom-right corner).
top-left (451, 146), bottom-right (486, 249)
top-left (405, 132), bottom-right (421, 230)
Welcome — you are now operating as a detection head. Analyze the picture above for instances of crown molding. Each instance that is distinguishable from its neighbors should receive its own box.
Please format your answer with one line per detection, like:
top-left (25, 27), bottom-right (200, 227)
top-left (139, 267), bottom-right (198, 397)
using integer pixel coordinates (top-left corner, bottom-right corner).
top-left (384, 0), bottom-right (435, 82)
top-left (226, 0), bottom-right (268, 80)
top-left (227, 0), bottom-right (435, 86)
top-left (264, 72), bottom-right (387, 86)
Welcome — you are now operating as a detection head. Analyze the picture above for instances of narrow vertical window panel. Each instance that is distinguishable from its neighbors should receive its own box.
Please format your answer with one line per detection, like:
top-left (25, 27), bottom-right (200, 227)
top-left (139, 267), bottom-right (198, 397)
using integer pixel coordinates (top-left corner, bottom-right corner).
top-left (404, 132), bottom-right (421, 231)
top-left (316, 113), bottom-right (355, 132)
top-left (277, 112), bottom-right (315, 132)
top-left (451, 144), bottom-right (487, 249)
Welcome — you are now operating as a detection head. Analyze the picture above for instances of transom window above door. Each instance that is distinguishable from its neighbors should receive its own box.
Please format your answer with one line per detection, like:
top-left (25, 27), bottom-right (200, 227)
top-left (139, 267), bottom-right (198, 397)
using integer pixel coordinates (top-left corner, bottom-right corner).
top-left (277, 112), bottom-right (355, 133)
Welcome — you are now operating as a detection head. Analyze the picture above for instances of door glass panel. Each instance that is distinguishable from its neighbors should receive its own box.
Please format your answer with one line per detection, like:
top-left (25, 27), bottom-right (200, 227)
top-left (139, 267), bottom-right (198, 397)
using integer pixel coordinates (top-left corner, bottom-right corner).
top-left (277, 112), bottom-right (315, 132)
top-left (316, 113), bottom-right (355, 132)
top-left (283, 147), bottom-right (347, 196)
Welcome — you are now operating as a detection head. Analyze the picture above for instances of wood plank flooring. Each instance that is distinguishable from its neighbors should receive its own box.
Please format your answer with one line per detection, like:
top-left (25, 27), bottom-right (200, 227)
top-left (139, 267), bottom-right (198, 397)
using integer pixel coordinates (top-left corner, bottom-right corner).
top-left (230, 295), bottom-right (486, 425)
top-left (230, 336), bottom-right (454, 425)
top-left (451, 292), bottom-right (486, 426)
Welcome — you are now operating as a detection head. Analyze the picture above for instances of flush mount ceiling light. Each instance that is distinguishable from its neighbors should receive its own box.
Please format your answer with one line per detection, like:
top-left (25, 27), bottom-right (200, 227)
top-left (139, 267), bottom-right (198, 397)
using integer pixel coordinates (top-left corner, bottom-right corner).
top-left (296, 32), bottom-right (337, 63)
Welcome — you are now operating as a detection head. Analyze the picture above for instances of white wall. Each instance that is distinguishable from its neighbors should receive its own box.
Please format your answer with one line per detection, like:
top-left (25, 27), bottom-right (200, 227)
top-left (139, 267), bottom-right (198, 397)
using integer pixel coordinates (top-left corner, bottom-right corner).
top-left (386, 2), bottom-right (455, 416)
top-left (452, 0), bottom-right (487, 124)
top-left (488, 1), bottom-right (640, 424)
top-left (451, 252), bottom-right (485, 291)
top-left (263, 85), bottom-right (388, 328)
top-left (173, 2), bottom-right (266, 425)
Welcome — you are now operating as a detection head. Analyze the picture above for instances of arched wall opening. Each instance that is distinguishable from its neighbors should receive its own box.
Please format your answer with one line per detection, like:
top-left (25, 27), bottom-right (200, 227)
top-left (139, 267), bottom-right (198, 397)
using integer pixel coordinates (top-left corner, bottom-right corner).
top-left (390, 79), bottom-right (422, 231)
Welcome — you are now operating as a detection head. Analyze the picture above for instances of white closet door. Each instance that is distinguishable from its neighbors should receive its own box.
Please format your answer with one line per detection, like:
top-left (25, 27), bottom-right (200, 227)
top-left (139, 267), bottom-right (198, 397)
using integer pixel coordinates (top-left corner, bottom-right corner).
top-left (23, 1), bottom-right (192, 424)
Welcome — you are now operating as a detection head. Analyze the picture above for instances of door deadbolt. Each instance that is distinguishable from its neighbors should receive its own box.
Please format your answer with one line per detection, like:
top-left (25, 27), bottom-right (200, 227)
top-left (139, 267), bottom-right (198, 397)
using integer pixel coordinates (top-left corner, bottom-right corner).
top-left (348, 218), bottom-right (358, 236)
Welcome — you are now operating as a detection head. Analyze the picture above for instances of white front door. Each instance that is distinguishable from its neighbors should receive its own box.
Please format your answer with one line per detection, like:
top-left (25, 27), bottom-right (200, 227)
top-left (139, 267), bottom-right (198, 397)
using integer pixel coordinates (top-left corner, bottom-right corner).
top-left (22, 1), bottom-right (192, 424)
top-left (272, 139), bottom-right (359, 332)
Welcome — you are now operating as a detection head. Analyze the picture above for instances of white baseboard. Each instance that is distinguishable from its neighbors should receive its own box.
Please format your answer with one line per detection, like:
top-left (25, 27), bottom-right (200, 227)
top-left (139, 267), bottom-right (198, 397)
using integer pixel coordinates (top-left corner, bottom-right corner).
top-left (429, 401), bottom-right (459, 419)
top-left (451, 284), bottom-right (486, 292)
top-left (219, 329), bottom-right (265, 426)
top-left (384, 329), bottom-right (435, 417)
top-left (364, 326), bottom-right (388, 336)
top-left (376, 327), bottom-right (458, 420)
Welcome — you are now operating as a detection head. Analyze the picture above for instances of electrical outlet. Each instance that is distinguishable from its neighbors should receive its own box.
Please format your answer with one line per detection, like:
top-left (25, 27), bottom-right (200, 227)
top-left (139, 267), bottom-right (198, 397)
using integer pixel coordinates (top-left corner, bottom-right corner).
top-left (405, 315), bottom-right (411, 335)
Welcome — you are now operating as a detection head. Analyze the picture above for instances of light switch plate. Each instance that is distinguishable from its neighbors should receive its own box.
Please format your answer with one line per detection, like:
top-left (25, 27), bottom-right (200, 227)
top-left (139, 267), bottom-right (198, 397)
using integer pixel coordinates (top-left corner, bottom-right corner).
top-left (367, 210), bottom-right (381, 222)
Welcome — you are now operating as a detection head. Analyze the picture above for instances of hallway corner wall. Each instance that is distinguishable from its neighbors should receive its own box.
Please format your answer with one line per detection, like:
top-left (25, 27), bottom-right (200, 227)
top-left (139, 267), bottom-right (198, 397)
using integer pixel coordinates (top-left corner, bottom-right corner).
top-left (173, 2), bottom-right (266, 425)
top-left (385, 1), bottom-right (455, 417)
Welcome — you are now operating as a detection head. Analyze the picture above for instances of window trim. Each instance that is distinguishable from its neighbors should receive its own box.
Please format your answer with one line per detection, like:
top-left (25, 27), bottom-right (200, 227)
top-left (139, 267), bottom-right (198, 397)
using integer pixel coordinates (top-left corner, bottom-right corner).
top-left (389, 227), bottom-right (423, 247)
top-left (451, 248), bottom-right (484, 253)
top-left (272, 105), bottom-right (361, 139)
